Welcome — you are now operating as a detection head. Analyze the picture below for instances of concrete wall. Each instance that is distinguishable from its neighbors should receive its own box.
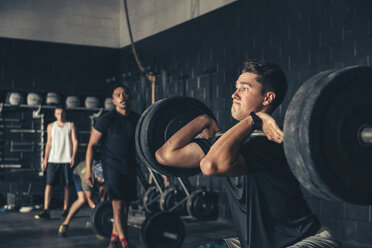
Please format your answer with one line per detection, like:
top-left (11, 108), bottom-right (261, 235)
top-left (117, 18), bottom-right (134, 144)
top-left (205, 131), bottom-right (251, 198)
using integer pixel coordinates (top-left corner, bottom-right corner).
top-left (0, 0), bottom-right (236, 48)
top-left (0, 0), bottom-right (121, 47)
top-left (119, 0), bottom-right (237, 47)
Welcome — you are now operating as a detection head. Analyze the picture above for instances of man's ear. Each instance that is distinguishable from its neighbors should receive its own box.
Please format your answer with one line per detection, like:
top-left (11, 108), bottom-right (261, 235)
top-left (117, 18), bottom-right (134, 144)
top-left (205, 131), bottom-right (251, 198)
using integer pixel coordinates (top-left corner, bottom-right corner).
top-left (263, 91), bottom-right (276, 106)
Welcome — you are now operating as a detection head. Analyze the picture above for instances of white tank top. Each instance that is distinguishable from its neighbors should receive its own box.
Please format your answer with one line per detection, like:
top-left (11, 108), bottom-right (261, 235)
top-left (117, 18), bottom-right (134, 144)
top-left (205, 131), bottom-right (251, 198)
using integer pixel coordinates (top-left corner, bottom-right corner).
top-left (48, 121), bottom-right (72, 163)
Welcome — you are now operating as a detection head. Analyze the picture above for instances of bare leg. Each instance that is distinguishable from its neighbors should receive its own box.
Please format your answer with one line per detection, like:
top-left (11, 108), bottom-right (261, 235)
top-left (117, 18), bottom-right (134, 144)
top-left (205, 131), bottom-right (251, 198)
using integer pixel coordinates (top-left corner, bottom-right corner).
top-left (112, 223), bottom-right (117, 235)
top-left (63, 187), bottom-right (69, 210)
top-left (83, 191), bottom-right (95, 209)
top-left (44, 185), bottom-right (52, 210)
top-left (62, 192), bottom-right (86, 225)
top-left (122, 202), bottom-right (129, 237)
top-left (112, 200), bottom-right (128, 240)
top-left (99, 186), bottom-right (107, 202)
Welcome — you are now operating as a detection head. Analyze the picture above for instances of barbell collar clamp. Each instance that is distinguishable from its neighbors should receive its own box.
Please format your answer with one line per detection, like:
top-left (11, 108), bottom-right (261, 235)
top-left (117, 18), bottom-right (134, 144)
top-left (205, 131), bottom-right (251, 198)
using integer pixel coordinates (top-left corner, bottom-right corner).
top-left (163, 232), bottom-right (179, 240)
top-left (358, 125), bottom-right (372, 145)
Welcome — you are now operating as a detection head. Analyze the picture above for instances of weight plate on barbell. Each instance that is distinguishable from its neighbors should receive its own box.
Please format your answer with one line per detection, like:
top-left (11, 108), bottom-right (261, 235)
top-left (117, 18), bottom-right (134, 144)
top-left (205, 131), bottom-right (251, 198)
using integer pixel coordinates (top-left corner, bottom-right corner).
top-left (284, 66), bottom-right (372, 205)
top-left (186, 189), bottom-right (218, 220)
top-left (91, 200), bottom-right (113, 238)
top-left (159, 185), bottom-right (187, 214)
top-left (141, 211), bottom-right (185, 248)
top-left (136, 100), bottom-right (166, 169)
top-left (143, 186), bottom-right (161, 213)
top-left (139, 97), bottom-right (215, 177)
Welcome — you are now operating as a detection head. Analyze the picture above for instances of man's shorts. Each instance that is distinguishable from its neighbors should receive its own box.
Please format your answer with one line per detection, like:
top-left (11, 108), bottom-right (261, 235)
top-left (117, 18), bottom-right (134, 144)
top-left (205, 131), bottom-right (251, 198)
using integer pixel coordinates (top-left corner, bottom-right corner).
top-left (46, 163), bottom-right (72, 187)
top-left (72, 173), bottom-right (90, 193)
top-left (103, 167), bottom-right (137, 201)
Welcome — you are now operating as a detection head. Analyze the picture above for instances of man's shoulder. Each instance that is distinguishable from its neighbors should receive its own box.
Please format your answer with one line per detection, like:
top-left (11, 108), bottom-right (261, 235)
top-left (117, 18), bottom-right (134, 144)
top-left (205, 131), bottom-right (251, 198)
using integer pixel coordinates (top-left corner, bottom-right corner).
top-left (94, 110), bottom-right (115, 131)
top-left (131, 110), bottom-right (140, 117)
top-left (47, 122), bottom-right (55, 128)
top-left (102, 110), bottom-right (115, 118)
top-left (97, 110), bottom-right (115, 121)
top-left (242, 135), bottom-right (286, 160)
top-left (130, 111), bottom-right (141, 121)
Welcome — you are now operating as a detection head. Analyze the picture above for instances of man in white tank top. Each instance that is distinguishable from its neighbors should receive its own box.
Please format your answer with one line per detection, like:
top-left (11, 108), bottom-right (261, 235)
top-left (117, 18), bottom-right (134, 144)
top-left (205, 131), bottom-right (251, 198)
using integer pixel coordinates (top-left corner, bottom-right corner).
top-left (35, 105), bottom-right (78, 220)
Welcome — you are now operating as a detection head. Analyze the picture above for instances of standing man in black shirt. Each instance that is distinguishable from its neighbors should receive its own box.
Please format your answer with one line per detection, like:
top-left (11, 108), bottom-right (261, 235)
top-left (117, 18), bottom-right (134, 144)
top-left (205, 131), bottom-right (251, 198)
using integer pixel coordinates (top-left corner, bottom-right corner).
top-left (85, 85), bottom-right (139, 248)
top-left (156, 60), bottom-right (340, 247)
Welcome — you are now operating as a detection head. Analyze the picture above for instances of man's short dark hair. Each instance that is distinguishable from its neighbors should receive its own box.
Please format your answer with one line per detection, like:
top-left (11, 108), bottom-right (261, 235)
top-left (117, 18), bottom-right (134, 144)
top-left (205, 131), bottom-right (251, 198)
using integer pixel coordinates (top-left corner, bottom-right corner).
top-left (112, 84), bottom-right (131, 97)
top-left (242, 60), bottom-right (287, 112)
top-left (54, 104), bottom-right (65, 112)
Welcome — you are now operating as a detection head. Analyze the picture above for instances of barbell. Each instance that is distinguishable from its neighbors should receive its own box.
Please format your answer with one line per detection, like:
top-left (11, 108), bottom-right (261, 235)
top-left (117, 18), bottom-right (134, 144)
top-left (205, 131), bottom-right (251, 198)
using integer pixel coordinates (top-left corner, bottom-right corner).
top-left (186, 188), bottom-right (219, 220)
top-left (90, 201), bottom-right (113, 238)
top-left (91, 201), bottom-right (185, 248)
top-left (135, 65), bottom-right (372, 205)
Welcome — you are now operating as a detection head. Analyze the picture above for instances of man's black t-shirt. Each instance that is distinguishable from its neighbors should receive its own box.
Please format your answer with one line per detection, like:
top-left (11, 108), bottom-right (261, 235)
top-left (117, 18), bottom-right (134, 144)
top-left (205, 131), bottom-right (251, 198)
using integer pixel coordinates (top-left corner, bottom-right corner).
top-left (194, 135), bottom-right (320, 248)
top-left (94, 109), bottom-right (140, 174)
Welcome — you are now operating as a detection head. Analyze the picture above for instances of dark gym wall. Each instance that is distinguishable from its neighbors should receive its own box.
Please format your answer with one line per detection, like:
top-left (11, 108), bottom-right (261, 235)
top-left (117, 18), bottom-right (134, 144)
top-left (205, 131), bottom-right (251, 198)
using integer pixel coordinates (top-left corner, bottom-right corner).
top-left (118, 0), bottom-right (372, 247)
top-left (0, 37), bottom-right (119, 94)
top-left (0, 38), bottom-right (119, 207)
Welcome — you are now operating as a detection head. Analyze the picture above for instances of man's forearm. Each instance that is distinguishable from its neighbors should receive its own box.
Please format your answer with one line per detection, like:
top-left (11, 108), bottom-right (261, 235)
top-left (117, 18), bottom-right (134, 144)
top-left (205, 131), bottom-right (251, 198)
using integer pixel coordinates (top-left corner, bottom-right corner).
top-left (71, 141), bottom-right (78, 160)
top-left (85, 144), bottom-right (95, 172)
top-left (204, 116), bottom-right (254, 172)
top-left (161, 115), bottom-right (211, 152)
top-left (44, 144), bottom-right (51, 161)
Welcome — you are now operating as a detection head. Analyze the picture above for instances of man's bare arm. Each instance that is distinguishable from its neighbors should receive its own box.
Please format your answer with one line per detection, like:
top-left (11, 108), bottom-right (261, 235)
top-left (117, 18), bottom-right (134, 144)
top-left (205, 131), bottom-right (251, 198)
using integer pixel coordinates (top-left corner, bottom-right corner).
top-left (85, 128), bottom-right (103, 187)
top-left (42, 124), bottom-right (53, 171)
top-left (70, 122), bottom-right (79, 167)
top-left (155, 115), bottom-right (220, 168)
top-left (200, 113), bottom-right (283, 177)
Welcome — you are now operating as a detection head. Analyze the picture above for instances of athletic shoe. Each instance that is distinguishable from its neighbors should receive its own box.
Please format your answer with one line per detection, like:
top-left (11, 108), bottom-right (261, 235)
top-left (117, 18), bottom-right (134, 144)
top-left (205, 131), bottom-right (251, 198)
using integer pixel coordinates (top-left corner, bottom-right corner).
top-left (61, 209), bottom-right (68, 218)
top-left (34, 210), bottom-right (50, 219)
top-left (107, 239), bottom-right (119, 248)
top-left (121, 239), bottom-right (135, 248)
top-left (58, 224), bottom-right (68, 237)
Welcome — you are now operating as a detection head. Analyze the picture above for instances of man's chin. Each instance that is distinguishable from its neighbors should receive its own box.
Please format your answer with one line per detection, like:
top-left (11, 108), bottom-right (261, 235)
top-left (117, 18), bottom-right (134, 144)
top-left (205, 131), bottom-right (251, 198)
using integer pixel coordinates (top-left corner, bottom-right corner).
top-left (118, 105), bottom-right (128, 110)
top-left (231, 109), bottom-right (238, 120)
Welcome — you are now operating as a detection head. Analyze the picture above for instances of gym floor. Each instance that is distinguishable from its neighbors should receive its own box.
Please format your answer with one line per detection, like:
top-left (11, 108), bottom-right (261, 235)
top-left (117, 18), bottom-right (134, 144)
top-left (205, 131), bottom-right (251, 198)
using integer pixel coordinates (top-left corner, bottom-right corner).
top-left (0, 207), bottom-right (237, 248)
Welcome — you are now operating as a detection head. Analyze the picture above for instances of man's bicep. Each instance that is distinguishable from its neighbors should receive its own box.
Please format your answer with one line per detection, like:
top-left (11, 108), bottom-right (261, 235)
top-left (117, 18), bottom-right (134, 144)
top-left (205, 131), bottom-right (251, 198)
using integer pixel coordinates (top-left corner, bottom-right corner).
top-left (89, 128), bottom-right (103, 146)
top-left (46, 124), bottom-right (53, 144)
top-left (71, 123), bottom-right (78, 142)
top-left (167, 142), bottom-right (206, 168)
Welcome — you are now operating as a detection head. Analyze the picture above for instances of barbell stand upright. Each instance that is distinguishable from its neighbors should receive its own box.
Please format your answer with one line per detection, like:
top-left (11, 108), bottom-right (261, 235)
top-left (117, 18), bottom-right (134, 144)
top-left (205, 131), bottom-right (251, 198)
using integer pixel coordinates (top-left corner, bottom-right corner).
top-left (147, 167), bottom-right (163, 194)
top-left (177, 177), bottom-right (191, 196)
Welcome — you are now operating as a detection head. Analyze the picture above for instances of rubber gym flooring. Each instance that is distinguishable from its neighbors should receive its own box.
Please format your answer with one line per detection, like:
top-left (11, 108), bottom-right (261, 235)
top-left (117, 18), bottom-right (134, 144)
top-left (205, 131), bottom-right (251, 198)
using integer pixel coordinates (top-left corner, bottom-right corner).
top-left (0, 207), bottom-right (237, 248)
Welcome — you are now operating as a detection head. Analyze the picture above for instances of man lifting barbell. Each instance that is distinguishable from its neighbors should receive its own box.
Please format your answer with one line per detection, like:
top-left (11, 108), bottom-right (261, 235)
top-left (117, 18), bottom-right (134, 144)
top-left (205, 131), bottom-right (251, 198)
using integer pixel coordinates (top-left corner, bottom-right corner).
top-left (155, 60), bottom-right (341, 248)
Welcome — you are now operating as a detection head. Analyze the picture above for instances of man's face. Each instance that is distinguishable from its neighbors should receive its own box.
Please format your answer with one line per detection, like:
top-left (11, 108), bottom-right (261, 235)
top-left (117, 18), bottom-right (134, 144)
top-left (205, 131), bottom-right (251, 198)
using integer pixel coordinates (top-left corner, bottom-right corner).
top-left (231, 72), bottom-right (266, 121)
top-left (112, 87), bottom-right (130, 110)
top-left (54, 108), bottom-right (66, 122)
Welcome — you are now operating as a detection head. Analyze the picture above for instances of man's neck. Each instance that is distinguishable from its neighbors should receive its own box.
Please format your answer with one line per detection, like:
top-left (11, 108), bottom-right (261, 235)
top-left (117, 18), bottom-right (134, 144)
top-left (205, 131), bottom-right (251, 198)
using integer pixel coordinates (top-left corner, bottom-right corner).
top-left (116, 107), bottom-right (130, 116)
top-left (56, 120), bottom-right (66, 126)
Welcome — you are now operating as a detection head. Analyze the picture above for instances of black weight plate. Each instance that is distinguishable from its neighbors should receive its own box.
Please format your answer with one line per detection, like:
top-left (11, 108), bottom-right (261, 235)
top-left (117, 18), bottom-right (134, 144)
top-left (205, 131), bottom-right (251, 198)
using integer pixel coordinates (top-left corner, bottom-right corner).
top-left (136, 100), bottom-right (166, 169)
top-left (159, 185), bottom-right (186, 214)
top-left (284, 66), bottom-right (372, 205)
top-left (141, 211), bottom-right (184, 248)
top-left (186, 189), bottom-right (218, 220)
top-left (284, 69), bottom-right (336, 201)
top-left (140, 97), bottom-right (215, 177)
top-left (143, 186), bottom-right (161, 213)
top-left (322, 71), bottom-right (372, 204)
top-left (91, 201), bottom-right (113, 238)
